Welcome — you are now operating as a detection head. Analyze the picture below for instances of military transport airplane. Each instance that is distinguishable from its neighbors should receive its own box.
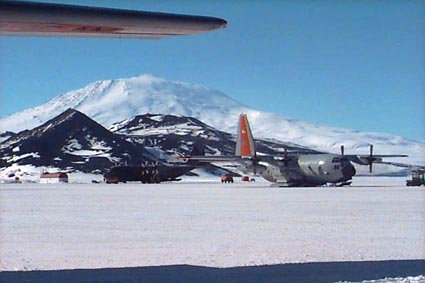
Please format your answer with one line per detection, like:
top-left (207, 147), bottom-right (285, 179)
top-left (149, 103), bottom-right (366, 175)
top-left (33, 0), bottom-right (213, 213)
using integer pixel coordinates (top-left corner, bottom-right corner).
top-left (0, 1), bottom-right (227, 38)
top-left (185, 114), bottom-right (408, 187)
top-left (104, 162), bottom-right (195, 184)
top-left (103, 145), bottom-right (205, 184)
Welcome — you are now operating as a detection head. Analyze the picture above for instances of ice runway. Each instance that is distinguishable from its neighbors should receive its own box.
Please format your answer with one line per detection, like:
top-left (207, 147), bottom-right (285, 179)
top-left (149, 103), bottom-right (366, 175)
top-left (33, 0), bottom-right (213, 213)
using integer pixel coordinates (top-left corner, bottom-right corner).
top-left (1, 178), bottom-right (424, 282)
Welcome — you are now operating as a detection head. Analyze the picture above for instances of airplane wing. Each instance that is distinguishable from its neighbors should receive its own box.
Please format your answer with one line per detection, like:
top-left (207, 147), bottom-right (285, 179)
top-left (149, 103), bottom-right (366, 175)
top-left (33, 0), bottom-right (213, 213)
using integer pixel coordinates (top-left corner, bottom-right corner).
top-left (0, 1), bottom-right (227, 38)
top-left (375, 161), bottom-right (424, 172)
top-left (343, 154), bottom-right (408, 166)
top-left (337, 145), bottom-right (408, 172)
top-left (343, 154), bottom-right (408, 173)
top-left (344, 154), bottom-right (407, 165)
top-left (184, 153), bottom-right (294, 165)
top-left (183, 155), bottom-right (245, 163)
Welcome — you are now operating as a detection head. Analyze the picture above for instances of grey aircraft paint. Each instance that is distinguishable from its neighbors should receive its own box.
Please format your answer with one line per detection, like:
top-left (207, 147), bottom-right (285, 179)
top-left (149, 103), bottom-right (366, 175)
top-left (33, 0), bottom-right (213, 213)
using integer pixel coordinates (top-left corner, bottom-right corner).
top-left (189, 114), bottom-right (406, 187)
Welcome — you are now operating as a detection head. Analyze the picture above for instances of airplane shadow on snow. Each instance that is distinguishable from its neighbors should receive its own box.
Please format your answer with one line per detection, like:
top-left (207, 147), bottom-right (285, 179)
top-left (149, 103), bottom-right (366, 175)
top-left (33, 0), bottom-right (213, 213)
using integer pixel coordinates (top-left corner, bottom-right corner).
top-left (1, 260), bottom-right (424, 283)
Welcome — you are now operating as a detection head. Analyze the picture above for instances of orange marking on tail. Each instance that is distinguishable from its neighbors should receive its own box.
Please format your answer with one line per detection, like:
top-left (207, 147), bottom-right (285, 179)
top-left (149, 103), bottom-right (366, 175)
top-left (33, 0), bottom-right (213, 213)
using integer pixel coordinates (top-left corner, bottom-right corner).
top-left (239, 115), bottom-right (252, 156)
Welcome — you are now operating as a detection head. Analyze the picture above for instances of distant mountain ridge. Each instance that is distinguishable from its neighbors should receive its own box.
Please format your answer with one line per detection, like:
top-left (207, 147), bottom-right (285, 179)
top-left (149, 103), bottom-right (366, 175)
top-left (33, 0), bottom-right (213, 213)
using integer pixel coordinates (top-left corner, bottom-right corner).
top-left (0, 109), bottom-right (155, 172)
top-left (110, 113), bottom-right (318, 157)
top-left (1, 74), bottom-right (423, 166)
top-left (0, 109), bottom-right (317, 174)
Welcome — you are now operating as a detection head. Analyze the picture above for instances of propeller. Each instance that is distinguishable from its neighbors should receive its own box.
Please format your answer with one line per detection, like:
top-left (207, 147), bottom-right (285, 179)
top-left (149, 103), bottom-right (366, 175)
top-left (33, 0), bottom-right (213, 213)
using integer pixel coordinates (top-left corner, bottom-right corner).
top-left (340, 145), bottom-right (346, 169)
top-left (252, 155), bottom-right (259, 175)
top-left (149, 139), bottom-right (158, 147)
top-left (368, 144), bottom-right (374, 173)
top-left (284, 147), bottom-right (289, 166)
top-left (142, 161), bottom-right (150, 175)
top-left (339, 144), bottom-right (401, 174)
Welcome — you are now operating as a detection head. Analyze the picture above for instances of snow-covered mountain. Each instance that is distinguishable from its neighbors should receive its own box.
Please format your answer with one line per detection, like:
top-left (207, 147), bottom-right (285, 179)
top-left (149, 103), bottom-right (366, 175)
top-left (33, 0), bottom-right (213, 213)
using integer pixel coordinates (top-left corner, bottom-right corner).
top-left (110, 113), bottom-right (318, 156)
top-left (0, 109), bottom-right (155, 173)
top-left (1, 74), bottom-right (244, 135)
top-left (0, 109), bottom-right (320, 181)
top-left (1, 74), bottom-right (423, 166)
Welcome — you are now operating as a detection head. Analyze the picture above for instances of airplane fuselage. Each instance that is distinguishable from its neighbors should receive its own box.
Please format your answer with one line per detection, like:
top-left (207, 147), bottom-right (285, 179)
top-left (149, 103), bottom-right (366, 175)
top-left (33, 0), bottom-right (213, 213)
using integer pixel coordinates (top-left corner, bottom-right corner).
top-left (241, 153), bottom-right (356, 187)
top-left (104, 164), bottom-right (194, 184)
top-left (186, 114), bottom-right (405, 187)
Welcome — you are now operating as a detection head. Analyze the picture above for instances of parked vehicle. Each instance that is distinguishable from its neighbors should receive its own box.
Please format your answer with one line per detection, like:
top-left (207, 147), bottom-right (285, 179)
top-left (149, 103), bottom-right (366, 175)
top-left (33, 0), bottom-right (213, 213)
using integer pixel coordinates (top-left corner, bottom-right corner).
top-left (406, 171), bottom-right (425, 186)
top-left (221, 174), bottom-right (234, 183)
top-left (241, 176), bottom-right (256, 182)
top-left (241, 176), bottom-right (250, 182)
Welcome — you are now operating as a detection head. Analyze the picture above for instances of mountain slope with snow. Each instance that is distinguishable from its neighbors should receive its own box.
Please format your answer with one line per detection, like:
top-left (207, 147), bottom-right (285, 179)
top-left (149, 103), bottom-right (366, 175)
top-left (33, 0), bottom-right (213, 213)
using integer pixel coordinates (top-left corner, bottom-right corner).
top-left (1, 74), bottom-right (423, 166)
top-left (0, 109), bottom-right (155, 173)
top-left (110, 113), bottom-right (318, 157)
top-left (1, 75), bottom-right (244, 134)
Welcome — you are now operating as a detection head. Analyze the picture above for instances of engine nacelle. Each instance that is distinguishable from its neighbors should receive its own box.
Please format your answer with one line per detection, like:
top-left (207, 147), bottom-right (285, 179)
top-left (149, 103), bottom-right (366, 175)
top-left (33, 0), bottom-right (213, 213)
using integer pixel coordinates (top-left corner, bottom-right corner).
top-left (357, 156), bottom-right (382, 165)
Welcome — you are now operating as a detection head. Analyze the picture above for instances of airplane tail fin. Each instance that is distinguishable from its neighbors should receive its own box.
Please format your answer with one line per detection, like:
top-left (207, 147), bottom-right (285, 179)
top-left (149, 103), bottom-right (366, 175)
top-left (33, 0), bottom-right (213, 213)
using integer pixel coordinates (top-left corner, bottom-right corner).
top-left (236, 114), bottom-right (256, 157)
top-left (190, 143), bottom-right (205, 156)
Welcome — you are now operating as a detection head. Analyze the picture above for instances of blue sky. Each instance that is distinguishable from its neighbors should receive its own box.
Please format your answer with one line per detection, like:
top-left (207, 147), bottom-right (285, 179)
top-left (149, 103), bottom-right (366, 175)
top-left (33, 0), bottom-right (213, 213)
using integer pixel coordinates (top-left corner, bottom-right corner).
top-left (1, 0), bottom-right (424, 141)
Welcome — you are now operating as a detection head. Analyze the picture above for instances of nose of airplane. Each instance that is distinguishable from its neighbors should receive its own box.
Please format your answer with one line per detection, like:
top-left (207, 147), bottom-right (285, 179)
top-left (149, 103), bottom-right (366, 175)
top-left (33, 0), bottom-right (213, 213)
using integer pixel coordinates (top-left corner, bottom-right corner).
top-left (342, 163), bottom-right (356, 179)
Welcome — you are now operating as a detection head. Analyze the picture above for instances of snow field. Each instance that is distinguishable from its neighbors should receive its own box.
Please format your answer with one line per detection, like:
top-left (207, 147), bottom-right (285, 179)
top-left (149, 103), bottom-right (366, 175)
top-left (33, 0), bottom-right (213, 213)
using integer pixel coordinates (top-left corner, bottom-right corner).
top-left (1, 181), bottom-right (424, 273)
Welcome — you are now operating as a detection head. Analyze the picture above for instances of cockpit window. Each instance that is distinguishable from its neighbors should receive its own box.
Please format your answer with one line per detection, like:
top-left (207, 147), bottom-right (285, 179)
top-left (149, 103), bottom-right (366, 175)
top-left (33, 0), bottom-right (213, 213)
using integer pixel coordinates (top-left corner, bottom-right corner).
top-left (332, 157), bottom-right (341, 163)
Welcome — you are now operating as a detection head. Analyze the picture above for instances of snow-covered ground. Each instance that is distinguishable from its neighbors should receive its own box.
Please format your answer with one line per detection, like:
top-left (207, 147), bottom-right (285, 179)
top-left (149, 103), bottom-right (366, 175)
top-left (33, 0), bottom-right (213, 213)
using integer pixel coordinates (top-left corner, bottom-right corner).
top-left (1, 177), bottom-right (424, 282)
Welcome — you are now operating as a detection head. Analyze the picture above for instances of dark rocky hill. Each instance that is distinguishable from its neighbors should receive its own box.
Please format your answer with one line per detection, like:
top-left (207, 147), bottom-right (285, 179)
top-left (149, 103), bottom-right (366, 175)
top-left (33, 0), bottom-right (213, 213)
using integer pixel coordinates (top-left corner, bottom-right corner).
top-left (0, 109), bottom-right (154, 173)
top-left (110, 113), bottom-right (320, 157)
top-left (0, 109), bottom-right (319, 175)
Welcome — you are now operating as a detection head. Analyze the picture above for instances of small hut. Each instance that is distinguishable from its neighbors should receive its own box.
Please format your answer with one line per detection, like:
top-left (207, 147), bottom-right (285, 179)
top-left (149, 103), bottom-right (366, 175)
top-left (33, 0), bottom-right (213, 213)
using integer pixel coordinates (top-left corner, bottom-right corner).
top-left (40, 172), bottom-right (69, 184)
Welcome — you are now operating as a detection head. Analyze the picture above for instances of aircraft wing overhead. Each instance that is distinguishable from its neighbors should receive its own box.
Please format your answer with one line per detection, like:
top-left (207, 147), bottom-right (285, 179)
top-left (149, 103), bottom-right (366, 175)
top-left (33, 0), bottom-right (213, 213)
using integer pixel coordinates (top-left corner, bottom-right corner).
top-left (0, 1), bottom-right (227, 38)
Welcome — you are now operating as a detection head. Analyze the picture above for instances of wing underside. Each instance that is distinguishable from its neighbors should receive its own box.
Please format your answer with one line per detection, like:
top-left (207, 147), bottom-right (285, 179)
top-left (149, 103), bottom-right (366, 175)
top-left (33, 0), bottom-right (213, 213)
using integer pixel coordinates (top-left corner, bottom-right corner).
top-left (0, 1), bottom-right (227, 38)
